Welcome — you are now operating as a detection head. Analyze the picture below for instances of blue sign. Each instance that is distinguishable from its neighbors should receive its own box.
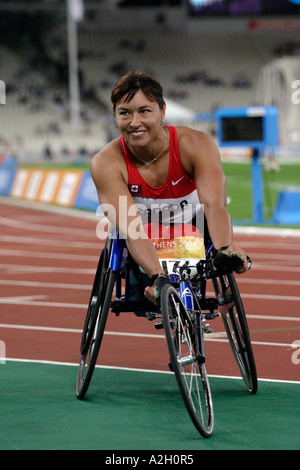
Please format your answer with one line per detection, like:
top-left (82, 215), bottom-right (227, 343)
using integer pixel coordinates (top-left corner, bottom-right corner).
top-left (73, 171), bottom-right (100, 211)
top-left (216, 106), bottom-right (279, 150)
top-left (216, 106), bottom-right (279, 224)
top-left (288, 0), bottom-right (300, 5)
top-left (0, 166), bottom-right (16, 196)
top-left (273, 190), bottom-right (300, 225)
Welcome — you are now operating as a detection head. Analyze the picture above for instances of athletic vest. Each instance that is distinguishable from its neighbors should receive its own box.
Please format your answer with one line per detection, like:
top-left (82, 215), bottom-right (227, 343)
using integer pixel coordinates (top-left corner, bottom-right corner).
top-left (120, 126), bottom-right (202, 227)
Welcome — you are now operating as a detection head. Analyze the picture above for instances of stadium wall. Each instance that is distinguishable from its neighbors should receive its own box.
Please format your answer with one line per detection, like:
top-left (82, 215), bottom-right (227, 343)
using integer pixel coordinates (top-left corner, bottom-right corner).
top-left (89, 8), bottom-right (300, 34)
top-left (0, 167), bottom-right (99, 212)
top-left (2, 165), bottom-right (300, 225)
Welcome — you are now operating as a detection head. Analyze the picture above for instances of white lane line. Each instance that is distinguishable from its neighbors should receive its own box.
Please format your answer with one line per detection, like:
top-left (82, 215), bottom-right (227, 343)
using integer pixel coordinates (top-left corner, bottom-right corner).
top-left (250, 253), bottom-right (300, 262)
top-left (252, 264), bottom-right (300, 272)
top-left (0, 295), bottom-right (299, 311)
top-left (0, 278), bottom-right (299, 303)
top-left (0, 324), bottom-right (82, 334)
top-left (0, 264), bottom-right (95, 275)
top-left (0, 323), bottom-right (297, 349)
top-left (233, 226), bottom-right (300, 238)
top-left (241, 293), bottom-right (300, 302)
top-left (0, 215), bottom-right (96, 238)
top-left (237, 278), bottom-right (300, 286)
top-left (0, 299), bottom-right (86, 308)
top-left (0, 295), bottom-right (47, 302)
top-left (0, 280), bottom-right (91, 290)
top-left (0, 249), bottom-right (98, 262)
top-left (3, 357), bottom-right (300, 385)
top-left (206, 290), bottom-right (300, 302)
top-left (246, 314), bottom-right (300, 322)
top-left (0, 234), bottom-right (101, 250)
top-left (1, 277), bottom-right (300, 289)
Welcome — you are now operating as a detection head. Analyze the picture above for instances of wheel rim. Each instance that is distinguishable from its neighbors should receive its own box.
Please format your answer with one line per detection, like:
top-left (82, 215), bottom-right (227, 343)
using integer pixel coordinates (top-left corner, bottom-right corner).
top-left (162, 286), bottom-right (214, 437)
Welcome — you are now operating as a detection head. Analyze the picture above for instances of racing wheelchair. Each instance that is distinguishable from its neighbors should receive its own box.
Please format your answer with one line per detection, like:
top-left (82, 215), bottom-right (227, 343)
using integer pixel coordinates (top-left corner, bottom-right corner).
top-left (76, 226), bottom-right (257, 438)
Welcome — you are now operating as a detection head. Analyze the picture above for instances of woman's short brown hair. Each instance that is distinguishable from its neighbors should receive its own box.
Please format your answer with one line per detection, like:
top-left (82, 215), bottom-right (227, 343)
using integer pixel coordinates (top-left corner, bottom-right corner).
top-left (111, 70), bottom-right (164, 111)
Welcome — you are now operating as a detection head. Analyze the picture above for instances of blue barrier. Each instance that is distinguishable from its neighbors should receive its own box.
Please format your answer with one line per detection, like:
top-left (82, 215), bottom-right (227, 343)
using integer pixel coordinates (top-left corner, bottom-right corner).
top-left (73, 171), bottom-right (99, 211)
top-left (0, 165), bottom-right (17, 196)
top-left (273, 190), bottom-right (300, 225)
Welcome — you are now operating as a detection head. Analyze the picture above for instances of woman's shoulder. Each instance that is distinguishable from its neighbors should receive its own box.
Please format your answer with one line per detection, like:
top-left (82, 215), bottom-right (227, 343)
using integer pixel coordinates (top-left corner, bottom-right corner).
top-left (175, 126), bottom-right (218, 156)
top-left (90, 137), bottom-right (127, 182)
top-left (175, 126), bottom-right (213, 144)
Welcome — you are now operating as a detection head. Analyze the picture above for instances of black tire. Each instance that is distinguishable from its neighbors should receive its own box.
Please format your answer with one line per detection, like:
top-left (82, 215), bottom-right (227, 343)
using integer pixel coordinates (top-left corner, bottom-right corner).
top-left (76, 259), bottom-right (116, 400)
top-left (212, 272), bottom-right (258, 394)
top-left (161, 284), bottom-right (214, 438)
top-left (80, 247), bottom-right (109, 357)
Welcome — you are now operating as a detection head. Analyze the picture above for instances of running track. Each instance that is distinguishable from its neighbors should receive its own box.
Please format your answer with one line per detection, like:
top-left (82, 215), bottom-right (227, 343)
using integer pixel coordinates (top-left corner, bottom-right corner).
top-left (0, 198), bottom-right (300, 382)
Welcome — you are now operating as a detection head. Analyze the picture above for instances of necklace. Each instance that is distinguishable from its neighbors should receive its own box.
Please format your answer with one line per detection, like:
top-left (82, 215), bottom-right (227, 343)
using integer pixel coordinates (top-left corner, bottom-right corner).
top-left (129, 129), bottom-right (166, 169)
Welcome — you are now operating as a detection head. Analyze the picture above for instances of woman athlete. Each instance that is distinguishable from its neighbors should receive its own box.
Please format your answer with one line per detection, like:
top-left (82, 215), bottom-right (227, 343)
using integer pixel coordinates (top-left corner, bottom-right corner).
top-left (90, 71), bottom-right (251, 306)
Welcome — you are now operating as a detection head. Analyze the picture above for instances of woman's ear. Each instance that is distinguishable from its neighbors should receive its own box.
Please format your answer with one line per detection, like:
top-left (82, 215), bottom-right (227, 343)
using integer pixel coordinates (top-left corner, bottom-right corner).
top-left (160, 100), bottom-right (166, 124)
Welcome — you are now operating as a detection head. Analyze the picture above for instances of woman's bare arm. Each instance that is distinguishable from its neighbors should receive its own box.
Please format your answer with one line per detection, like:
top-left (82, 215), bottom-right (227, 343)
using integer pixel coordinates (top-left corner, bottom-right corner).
top-left (90, 147), bottom-right (165, 279)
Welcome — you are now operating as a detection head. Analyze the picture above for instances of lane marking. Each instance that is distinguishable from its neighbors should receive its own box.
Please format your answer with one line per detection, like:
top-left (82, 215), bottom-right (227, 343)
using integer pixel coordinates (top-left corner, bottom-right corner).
top-left (4, 358), bottom-right (300, 385)
top-left (0, 299), bottom-right (86, 308)
top-left (249, 264), bottom-right (300, 273)
top-left (0, 280), bottom-right (91, 290)
top-left (0, 234), bottom-right (101, 250)
top-left (0, 264), bottom-right (95, 275)
top-left (1, 277), bottom-right (300, 289)
top-left (0, 249), bottom-right (98, 262)
top-left (0, 215), bottom-right (96, 238)
top-left (0, 295), bottom-right (47, 302)
top-left (237, 278), bottom-right (300, 286)
top-left (0, 273), bottom-right (299, 302)
top-left (247, 314), bottom-right (300, 322)
top-left (0, 295), bottom-right (299, 310)
top-left (0, 323), bottom-right (297, 349)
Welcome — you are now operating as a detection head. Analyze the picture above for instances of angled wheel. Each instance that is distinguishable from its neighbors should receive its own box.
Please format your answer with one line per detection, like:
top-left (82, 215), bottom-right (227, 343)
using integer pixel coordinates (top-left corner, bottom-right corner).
top-left (161, 284), bottom-right (214, 438)
top-left (212, 272), bottom-right (258, 394)
top-left (80, 247), bottom-right (109, 357)
top-left (76, 244), bottom-right (116, 400)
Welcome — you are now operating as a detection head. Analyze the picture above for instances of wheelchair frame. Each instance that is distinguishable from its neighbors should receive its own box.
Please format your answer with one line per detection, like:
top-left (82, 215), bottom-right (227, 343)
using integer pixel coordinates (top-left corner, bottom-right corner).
top-left (76, 228), bottom-right (257, 438)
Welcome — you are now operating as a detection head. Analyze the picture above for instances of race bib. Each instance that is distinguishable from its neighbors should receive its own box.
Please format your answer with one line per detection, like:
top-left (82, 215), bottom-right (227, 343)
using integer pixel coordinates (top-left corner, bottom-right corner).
top-left (152, 235), bottom-right (205, 260)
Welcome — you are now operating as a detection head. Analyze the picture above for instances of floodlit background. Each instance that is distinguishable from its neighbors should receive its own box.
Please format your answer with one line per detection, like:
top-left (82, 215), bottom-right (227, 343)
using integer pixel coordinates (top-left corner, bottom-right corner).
top-left (0, 0), bottom-right (300, 224)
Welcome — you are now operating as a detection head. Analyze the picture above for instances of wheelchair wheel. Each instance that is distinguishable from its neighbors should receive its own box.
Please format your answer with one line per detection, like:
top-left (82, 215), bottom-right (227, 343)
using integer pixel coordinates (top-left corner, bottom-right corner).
top-left (76, 247), bottom-right (116, 400)
top-left (212, 272), bottom-right (258, 394)
top-left (80, 246), bottom-right (109, 357)
top-left (161, 284), bottom-right (214, 438)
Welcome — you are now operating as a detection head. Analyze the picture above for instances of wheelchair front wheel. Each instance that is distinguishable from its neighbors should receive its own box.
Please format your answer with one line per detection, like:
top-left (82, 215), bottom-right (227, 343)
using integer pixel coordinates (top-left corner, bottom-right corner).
top-left (161, 284), bottom-right (214, 438)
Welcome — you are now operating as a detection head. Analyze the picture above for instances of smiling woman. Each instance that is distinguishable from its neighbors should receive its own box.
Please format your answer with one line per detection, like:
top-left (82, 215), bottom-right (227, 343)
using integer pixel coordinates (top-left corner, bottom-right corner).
top-left (90, 70), bottom-right (251, 305)
top-left (112, 71), bottom-right (167, 169)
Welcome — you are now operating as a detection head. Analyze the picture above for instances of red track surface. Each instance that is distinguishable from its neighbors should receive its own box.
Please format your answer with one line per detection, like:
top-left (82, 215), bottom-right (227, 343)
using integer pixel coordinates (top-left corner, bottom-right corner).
top-left (1, 200), bottom-right (300, 382)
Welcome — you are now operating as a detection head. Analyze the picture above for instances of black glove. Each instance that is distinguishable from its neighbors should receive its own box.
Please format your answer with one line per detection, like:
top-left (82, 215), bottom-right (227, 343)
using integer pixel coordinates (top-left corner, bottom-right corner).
top-left (213, 246), bottom-right (251, 273)
top-left (148, 273), bottom-right (170, 306)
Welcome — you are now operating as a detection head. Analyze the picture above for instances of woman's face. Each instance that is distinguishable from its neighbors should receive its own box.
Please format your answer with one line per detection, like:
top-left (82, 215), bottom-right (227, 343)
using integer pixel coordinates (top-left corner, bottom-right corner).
top-left (114, 89), bottom-right (166, 150)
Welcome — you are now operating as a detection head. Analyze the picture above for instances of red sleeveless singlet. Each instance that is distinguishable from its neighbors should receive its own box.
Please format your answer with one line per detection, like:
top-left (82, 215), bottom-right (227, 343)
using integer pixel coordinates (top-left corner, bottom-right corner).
top-left (120, 126), bottom-right (201, 226)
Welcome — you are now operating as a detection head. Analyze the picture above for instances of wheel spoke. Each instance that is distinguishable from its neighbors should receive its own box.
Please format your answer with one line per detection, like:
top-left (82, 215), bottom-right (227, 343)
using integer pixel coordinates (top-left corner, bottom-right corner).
top-left (162, 284), bottom-right (214, 437)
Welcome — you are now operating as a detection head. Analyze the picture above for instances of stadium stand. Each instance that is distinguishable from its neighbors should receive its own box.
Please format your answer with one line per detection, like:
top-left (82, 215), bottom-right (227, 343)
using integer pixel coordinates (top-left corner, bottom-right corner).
top-left (0, 16), bottom-right (299, 161)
